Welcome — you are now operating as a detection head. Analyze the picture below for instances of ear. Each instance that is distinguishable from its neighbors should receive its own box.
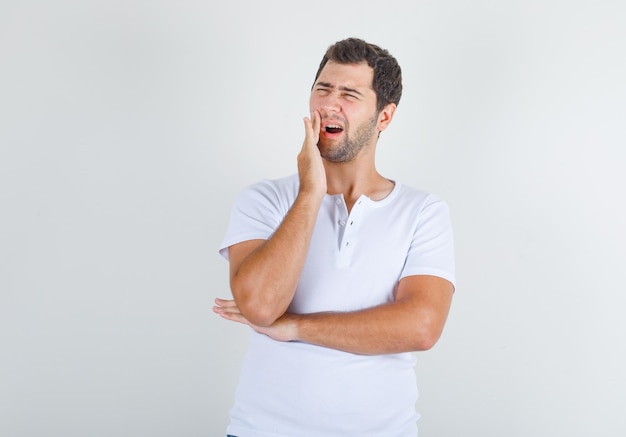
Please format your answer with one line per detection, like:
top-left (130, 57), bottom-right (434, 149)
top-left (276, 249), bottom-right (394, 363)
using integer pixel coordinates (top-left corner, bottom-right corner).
top-left (376, 103), bottom-right (396, 132)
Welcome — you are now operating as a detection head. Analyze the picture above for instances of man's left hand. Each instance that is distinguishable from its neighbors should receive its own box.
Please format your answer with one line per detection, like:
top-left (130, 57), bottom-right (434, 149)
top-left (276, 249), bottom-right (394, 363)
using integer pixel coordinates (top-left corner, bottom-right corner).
top-left (213, 298), bottom-right (298, 343)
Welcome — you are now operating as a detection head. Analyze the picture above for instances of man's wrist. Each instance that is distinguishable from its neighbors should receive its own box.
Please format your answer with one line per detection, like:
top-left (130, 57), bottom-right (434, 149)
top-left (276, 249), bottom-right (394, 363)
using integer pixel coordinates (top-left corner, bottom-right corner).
top-left (295, 188), bottom-right (325, 211)
top-left (284, 312), bottom-right (303, 343)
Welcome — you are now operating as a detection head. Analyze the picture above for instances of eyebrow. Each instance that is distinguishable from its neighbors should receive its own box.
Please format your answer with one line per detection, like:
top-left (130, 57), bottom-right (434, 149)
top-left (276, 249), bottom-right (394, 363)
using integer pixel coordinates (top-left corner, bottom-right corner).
top-left (315, 82), bottom-right (365, 97)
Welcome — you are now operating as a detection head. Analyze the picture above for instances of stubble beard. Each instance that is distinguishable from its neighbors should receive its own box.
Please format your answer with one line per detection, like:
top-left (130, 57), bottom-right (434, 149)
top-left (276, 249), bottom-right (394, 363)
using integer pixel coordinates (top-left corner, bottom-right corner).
top-left (318, 113), bottom-right (379, 163)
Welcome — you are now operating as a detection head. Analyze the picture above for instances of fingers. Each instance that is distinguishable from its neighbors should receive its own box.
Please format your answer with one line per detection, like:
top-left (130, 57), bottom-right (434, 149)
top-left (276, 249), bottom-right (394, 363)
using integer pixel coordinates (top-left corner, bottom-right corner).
top-left (213, 298), bottom-right (239, 315)
top-left (298, 110), bottom-right (327, 196)
top-left (311, 109), bottom-right (321, 139)
top-left (303, 110), bottom-right (320, 149)
top-left (213, 298), bottom-right (252, 327)
top-left (214, 297), bottom-right (237, 308)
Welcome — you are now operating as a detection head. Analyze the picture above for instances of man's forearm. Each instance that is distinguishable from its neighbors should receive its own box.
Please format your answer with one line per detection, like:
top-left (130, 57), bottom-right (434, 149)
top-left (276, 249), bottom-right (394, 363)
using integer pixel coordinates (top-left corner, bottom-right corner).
top-left (268, 276), bottom-right (453, 355)
top-left (230, 191), bottom-right (324, 327)
top-left (291, 300), bottom-right (440, 355)
top-left (229, 112), bottom-right (325, 327)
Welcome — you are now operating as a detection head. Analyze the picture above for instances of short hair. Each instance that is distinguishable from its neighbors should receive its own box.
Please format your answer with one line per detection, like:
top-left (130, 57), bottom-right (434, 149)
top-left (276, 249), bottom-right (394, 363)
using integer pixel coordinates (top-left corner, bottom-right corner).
top-left (313, 38), bottom-right (403, 112)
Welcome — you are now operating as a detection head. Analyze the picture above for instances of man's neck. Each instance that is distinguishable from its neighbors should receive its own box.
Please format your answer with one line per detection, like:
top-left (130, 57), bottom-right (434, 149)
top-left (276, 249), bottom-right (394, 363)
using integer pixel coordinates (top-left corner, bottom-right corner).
top-left (323, 159), bottom-right (394, 212)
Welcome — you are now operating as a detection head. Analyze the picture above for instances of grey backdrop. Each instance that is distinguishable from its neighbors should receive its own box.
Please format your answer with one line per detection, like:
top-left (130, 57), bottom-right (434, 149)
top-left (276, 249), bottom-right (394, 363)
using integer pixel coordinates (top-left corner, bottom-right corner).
top-left (2, 1), bottom-right (625, 436)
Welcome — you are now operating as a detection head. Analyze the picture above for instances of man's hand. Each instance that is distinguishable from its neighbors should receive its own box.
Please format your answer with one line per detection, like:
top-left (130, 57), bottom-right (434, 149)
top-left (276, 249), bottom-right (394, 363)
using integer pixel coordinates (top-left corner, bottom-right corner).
top-left (213, 298), bottom-right (298, 343)
top-left (298, 111), bottom-right (326, 196)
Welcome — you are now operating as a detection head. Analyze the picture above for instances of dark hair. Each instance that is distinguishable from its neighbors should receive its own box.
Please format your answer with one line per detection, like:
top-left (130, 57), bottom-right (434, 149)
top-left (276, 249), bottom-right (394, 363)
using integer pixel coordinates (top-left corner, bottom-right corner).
top-left (313, 38), bottom-right (402, 112)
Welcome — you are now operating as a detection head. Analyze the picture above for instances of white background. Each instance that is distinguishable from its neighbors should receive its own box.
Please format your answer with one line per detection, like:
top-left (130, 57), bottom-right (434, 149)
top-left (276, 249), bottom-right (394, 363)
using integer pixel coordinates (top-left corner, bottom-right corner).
top-left (2, 1), bottom-right (625, 436)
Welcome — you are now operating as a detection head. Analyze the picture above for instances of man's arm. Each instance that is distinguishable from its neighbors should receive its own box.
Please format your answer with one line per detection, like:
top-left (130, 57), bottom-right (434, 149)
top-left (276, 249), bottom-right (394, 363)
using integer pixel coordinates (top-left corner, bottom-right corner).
top-left (214, 274), bottom-right (454, 355)
top-left (227, 112), bottom-right (326, 327)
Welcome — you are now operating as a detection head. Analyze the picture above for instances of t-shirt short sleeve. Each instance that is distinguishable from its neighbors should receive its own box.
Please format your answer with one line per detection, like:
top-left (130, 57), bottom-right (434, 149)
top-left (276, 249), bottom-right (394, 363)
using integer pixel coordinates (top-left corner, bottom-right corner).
top-left (218, 177), bottom-right (296, 260)
top-left (399, 195), bottom-right (456, 289)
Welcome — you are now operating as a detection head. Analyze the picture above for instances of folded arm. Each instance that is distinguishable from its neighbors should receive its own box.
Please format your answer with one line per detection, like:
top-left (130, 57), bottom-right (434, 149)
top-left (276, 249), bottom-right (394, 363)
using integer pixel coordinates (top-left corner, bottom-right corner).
top-left (214, 274), bottom-right (453, 355)
top-left (228, 191), bottom-right (322, 327)
top-left (228, 112), bottom-right (325, 327)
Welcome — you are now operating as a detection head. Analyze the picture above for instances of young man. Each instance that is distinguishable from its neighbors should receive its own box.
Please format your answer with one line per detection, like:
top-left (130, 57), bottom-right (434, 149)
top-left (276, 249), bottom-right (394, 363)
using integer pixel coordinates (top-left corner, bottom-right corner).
top-left (213, 37), bottom-right (455, 436)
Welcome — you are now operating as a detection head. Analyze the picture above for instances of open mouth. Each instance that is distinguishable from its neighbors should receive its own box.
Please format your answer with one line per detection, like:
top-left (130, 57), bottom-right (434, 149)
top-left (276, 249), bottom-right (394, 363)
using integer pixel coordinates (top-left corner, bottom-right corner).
top-left (325, 124), bottom-right (344, 134)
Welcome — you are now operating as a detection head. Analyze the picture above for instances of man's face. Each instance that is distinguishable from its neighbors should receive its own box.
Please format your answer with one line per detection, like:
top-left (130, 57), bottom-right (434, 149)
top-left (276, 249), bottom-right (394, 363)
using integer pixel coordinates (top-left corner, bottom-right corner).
top-left (309, 61), bottom-right (380, 162)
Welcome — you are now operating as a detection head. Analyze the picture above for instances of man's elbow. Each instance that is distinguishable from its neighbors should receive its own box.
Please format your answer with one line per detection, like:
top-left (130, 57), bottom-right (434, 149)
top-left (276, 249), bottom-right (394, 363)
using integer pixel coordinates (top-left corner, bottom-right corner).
top-left (238, 301), bottom-right (280, 327)
top-left (412, 334), bottom-right (440, 351)
top-left (231, 280), bottom-right (282, 327)
top-left (410, 323), bottom-right (445, 351)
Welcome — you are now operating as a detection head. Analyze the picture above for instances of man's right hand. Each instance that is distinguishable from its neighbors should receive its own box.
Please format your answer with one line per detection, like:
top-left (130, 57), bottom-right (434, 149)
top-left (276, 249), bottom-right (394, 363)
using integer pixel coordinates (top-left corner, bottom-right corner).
top-left (298, 110), bottom-right (326, 196)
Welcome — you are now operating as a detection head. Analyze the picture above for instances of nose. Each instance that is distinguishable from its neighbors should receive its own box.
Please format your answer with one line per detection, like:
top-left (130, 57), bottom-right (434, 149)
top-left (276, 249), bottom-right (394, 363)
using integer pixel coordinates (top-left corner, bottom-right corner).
top-left (318, 90), bottom-right (341, 113)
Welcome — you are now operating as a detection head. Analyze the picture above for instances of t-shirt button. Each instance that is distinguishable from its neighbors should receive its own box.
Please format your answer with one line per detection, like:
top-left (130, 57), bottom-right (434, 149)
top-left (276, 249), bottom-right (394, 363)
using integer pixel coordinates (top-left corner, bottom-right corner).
top-left (335, 198), bottom-right (342, 205)
top-left (339, 220), bottom-right (346, 226)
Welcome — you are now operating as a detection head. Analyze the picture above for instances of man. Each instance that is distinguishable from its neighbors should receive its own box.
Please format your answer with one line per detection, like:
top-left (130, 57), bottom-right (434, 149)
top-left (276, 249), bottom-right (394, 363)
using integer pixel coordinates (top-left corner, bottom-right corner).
top-left (213, 37), bottom-right (455, 436)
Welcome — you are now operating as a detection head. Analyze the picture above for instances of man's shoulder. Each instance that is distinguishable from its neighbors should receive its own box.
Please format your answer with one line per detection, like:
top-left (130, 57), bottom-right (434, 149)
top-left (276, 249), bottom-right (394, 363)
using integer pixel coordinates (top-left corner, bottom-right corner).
top-left (393, 181), bottom-right (442, 206)
top-left (236, 173), bottom-right (299, 206)
top-left (243, 173), bottom-right (298, 193)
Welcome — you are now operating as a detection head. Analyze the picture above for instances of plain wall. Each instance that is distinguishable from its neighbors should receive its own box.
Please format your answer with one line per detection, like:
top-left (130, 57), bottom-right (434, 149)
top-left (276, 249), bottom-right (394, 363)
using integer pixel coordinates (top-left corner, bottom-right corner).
top-left (1, 1), bottom-right (625, 436)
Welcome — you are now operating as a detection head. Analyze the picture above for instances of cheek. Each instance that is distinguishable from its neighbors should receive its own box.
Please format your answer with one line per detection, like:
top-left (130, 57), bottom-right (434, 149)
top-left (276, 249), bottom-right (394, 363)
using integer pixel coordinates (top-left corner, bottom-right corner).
top-left (309, 96), bottom-right (322, 112)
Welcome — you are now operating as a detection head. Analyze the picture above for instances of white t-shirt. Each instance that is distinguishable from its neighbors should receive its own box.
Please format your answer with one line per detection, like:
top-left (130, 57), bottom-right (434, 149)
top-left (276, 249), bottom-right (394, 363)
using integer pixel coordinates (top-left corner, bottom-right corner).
top-left (219, 174), bottom-right (455, 437)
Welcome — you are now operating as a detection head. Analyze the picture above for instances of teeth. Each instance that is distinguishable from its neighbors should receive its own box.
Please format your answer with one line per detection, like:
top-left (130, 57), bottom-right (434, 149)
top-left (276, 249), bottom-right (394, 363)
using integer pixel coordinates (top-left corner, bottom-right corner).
top-left (326, 124), bottom-right (342, 129)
